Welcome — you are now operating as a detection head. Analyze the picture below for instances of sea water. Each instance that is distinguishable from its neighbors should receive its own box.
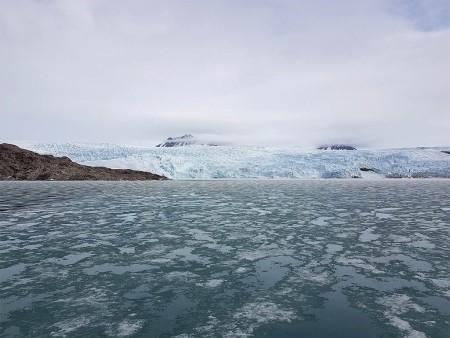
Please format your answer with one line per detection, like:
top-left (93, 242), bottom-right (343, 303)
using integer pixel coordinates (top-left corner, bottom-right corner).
top-left (0, 180), bottom-right (449, 337)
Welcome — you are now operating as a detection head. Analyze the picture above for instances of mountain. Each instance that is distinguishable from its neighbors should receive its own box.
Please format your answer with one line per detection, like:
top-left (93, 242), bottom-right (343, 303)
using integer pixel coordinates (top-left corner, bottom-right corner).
top-left (156, 134), bottom-right (217, 147)
top-left (317, 145), bottom-right (357, 150)
top-left (12, 142), bottom-right (450, 180)
top-left (0, 144), bottom-right (167, 181)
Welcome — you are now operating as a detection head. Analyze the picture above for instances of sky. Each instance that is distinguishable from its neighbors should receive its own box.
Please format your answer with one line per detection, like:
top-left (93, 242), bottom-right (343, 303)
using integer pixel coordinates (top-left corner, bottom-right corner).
top-left (1, 0), bottom-right (449, 148)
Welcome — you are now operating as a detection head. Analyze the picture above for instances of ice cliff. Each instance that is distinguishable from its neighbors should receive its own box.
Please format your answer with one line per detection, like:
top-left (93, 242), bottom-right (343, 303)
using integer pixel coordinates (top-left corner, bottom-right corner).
top-left (13, 142), bottom-right (450, 180)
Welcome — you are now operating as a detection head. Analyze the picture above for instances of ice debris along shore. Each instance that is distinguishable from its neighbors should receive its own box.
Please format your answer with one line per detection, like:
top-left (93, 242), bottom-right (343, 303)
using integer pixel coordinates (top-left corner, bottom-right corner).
top-left (13, 142), bottom-right (450, 180)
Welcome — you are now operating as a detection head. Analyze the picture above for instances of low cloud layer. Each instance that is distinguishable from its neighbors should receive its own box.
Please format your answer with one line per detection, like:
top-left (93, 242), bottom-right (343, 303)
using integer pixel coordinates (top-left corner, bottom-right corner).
top-left (1, 0), bottom-right (449, 147)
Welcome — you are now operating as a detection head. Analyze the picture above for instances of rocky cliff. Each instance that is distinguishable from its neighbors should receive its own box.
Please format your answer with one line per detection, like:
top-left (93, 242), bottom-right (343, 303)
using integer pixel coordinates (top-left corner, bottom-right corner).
top-left (0, 144), bottom-right (167, 181)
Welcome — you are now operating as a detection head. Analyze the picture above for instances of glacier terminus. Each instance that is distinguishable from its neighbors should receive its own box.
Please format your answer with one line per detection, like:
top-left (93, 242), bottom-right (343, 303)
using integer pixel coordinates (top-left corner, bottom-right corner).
top-left (13, 142), bottom-right (450, 180)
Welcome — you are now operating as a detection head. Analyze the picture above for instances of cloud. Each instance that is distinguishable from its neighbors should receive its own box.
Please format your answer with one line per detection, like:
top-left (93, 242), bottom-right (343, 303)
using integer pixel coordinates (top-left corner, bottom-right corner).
top-left (0, 0), bottom-right (449, 147)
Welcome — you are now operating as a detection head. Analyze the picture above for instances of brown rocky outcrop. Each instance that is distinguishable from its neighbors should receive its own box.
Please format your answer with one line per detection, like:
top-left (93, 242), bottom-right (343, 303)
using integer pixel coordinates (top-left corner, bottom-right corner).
top-left (0, 143), bottom-right (167, 181)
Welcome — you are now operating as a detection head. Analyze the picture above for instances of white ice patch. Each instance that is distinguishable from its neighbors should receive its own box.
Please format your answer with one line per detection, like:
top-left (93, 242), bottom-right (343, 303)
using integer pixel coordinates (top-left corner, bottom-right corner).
top-left (224, 302), bottom-right (296, 337)
top-left (234, 302), bottom-right (296, 323)
top-left (50, 317), bottom-right (91, 336)
top-left (336, 257), bottom-right (383, 274)
top-left (377, 294), bottom-right (425, 314)
top-left (167, 247), bottom-right (210, 264)
top-left (119, 247), bottom-right (136, 254)
top-left (377, 294), bottom-right (427, 338)
top-left (310, 217), bottom-right (333, 226)
top-left (390, 235), bottom-right (412, 243)
top-left (188, 229), bottom-right (215, 242)
top-left (165, 271), bottom-right (199, 281)
top-left (291, 267), bottom-right (330, 284)
top-left (375, 213), bottom-right (393, 220)
top-left (326, 244), bottom-right (343, 253)
top-left (408, 240), bottom-right (435, 249)
top-left (111, 319), bottom-right (144, 337)
top-left (150, 258), bottom-right (172, 264)
top-left (430, 278), bottom-right (450, 289)
top-left (376, 208), bottom-right (401, 212)
top-left (22, 244), bottom-right (43, 250)
top-left (116, 213), bottom-right (138, 222)
top-left (389, 316), bottom-right (427, 338)
top-left (250, 208), bottom-right (272, 216)
top-left (204, 279), bottom-right (224, 288)
top-left (359, 228), bottom-right (380, 242)
top-left (239, 249), bottom-right (294, 261)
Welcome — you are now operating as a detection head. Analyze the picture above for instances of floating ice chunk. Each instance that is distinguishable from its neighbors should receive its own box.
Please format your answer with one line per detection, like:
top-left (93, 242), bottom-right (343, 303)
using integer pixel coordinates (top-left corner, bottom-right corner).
top-left (233, 302), bottom-right (296, 324)
top-left (310, 217), bottom-right (333, 226)
top-left (375, 213), bottom-right (393, 220)
top-left (377, 294), bottom-right (427, 338)
top-left (116, 213), bottom-right (138, 222)
top-left (50, 317), bottom-right (91, 336)
top-left (150, 258), bottom-right (172, 264)
top-left (390, 235), bottom-right (413, 243)
top-left (389, 316), bottom-right (426, 338)
top-left (239, 251), bottom-right (270, 261)
top-left (204, 279), bottom-right (223, 288)
top-left (108, 319), bottom-right (144, 337)
top-left (430, 278), bottom-right (450, 289)
top-left (119, 247), bottom-right (136, 254)
top-left (167, 247), bottom-right (210, 264)
top-left (223, 302), bottom-right (296, 337)
top-left (377, 294), bottom-right (425, 315)
top-left (359, 228), bottom-right (380, 242)
top-left (336, 257), bottom-right (383, 274)
top-left (408, 240), bottom-right (435, 249)
top-left (326, 244), bottom-right (343, 253)
top-left (414, 233), bottom-right (431, 240)
top-left (22, 244), bottom-right (42, 250)
top-left (188, 229), bottom-right (215, 242)
top-left (376, 208), bottom-right (401, 212)
top-left (165, 271), bottom-right (199, 281)
top-left (250, 208), bottom-right (272, 216)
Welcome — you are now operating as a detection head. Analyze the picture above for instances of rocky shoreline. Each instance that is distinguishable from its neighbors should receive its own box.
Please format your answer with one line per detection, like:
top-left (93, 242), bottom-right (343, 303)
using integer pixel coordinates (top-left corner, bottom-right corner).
top-left (0, 144), bottom-right (167, 181)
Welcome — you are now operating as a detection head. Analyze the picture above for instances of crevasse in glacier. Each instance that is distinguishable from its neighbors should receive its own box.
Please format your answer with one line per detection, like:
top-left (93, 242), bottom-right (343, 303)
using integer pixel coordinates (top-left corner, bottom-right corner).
top-left (14, 142), bottom-right (450, 179)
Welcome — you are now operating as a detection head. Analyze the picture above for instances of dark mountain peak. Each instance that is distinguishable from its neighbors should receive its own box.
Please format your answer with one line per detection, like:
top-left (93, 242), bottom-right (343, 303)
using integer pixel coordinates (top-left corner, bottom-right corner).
top-left (317, 145), bottom-right (357, 150)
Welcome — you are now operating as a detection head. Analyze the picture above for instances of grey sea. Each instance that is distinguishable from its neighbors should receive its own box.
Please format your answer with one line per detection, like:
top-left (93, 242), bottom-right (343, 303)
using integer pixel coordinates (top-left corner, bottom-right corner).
top-left (0, 180), bottom-right (449, 337)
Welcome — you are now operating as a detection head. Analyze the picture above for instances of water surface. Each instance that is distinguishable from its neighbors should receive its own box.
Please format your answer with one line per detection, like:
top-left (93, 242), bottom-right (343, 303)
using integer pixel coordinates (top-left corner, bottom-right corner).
top-left (0, 180), bottom-right (449, 337)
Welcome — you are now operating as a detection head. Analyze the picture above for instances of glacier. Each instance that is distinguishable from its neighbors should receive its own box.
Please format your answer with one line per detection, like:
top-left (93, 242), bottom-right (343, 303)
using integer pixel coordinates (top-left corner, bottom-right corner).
top-left (12, 142), bottom-right (450, 180)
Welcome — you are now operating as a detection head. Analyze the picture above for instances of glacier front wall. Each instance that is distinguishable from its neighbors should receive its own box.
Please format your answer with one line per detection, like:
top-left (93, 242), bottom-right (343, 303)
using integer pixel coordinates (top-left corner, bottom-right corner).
top-left (14, 143), bottom-right (450, 180)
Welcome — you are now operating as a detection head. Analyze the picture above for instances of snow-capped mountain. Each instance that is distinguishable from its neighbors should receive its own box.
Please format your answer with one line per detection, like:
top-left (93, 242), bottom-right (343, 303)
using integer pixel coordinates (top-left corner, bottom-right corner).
top-left (156, 134), bottom-right (217, 147)
top-left (11, 141), bottom-right (450, 180)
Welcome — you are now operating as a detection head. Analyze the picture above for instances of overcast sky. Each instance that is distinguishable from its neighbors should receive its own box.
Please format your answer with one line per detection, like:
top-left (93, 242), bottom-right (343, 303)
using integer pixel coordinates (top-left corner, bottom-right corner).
top-left (1, 0), bottom-right (449, 148)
